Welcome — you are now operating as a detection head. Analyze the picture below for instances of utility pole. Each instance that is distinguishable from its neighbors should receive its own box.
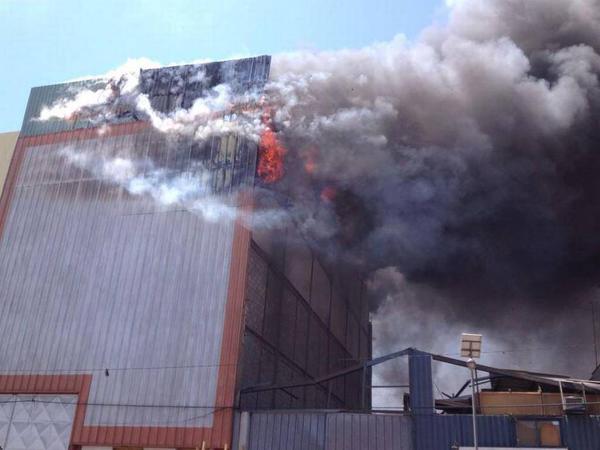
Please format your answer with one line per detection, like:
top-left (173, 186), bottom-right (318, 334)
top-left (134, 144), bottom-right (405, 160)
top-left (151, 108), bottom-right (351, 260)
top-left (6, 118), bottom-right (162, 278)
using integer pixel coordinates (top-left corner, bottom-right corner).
top-left (461, 333), bottom-right (482, 450)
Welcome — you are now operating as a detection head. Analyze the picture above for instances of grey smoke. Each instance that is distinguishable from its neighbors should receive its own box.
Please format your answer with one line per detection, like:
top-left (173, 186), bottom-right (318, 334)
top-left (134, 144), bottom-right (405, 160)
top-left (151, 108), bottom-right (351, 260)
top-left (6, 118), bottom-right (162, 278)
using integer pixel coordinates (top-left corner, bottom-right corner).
top-left (264, 0), bottom-right (600, 396)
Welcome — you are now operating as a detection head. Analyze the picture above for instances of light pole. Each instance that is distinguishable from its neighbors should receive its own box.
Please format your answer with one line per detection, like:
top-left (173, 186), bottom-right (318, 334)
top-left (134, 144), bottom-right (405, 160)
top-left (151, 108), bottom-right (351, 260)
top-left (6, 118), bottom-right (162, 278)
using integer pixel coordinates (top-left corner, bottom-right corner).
top-left (460, 333), bottom-right (482, 450)
top-left (467, 358), bottom-right (478, 450)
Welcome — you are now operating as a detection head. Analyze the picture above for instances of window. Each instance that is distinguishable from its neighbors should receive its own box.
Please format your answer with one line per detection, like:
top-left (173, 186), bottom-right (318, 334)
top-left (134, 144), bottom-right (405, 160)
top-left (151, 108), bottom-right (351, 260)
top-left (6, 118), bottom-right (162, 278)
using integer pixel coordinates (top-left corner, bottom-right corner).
top-left (516, 419), bottom-right (561, 447)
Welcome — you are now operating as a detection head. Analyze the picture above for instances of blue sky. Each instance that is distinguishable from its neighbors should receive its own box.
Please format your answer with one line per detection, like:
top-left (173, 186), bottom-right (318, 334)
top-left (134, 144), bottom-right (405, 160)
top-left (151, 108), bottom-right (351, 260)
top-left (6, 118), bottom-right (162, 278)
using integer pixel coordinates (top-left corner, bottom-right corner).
top-left (0, 0), bottom-right (448, 132)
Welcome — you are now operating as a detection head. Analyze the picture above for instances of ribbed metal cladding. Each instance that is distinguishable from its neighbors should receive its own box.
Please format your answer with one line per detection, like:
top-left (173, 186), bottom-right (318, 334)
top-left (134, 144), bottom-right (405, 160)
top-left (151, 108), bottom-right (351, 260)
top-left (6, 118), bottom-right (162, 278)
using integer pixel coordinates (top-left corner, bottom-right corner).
top-left (0, 57), bottom-right (271, 447)
top-left (246, 411), bottom-right (413, 450)
top-left (408, 351), bottom-right (434, 416)
top-left (414, 414), bottom-right (515, 449)
top-left (0, 127), bottom-right (239, 428)
top-left (325, 413), bottom-right (412, 450)
top-left (247, 411), bottom-right (327, 450)
top-left (561, 416), bottom-right (600, 449)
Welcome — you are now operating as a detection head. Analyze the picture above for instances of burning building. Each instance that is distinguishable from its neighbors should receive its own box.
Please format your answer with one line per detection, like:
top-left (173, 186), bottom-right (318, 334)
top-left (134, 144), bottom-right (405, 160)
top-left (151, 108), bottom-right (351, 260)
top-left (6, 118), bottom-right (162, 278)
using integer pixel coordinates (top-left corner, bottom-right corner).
top-left (0, 56), bottom-right (371, 449)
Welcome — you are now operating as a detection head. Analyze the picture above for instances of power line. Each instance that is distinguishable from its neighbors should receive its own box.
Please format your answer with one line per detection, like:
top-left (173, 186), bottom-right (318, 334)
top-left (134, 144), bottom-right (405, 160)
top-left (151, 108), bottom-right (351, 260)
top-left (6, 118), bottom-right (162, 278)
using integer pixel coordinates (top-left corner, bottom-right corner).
top-left (0, 361), bottom-right (238, 374)
top-left (0, 397), bottom-right (234, 410)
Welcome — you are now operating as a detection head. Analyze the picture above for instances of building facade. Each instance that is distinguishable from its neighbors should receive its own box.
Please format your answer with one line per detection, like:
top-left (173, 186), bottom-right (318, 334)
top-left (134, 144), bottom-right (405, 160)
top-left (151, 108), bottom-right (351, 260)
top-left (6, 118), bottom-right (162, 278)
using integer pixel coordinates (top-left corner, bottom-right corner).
top-left (0, 56), bottom-right (370, 450)
top-left (0, 131), bottom-right (18, 195)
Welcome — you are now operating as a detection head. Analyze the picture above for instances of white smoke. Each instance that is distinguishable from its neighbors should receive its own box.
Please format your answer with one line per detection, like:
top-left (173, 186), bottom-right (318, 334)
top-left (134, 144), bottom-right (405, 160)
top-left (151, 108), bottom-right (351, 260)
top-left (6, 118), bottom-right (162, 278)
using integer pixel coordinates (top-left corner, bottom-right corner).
top-left (38, 58), bottom-right (274, 227)
top-left (39, 59), bottom-right (266, 142)
top-left (59, 145), bottom-right (287, 228)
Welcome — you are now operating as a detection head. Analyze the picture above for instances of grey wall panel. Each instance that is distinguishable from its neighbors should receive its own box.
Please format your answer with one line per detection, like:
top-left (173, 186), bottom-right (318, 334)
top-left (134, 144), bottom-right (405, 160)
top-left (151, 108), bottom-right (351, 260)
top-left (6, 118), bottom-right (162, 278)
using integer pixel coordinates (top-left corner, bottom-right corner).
top-left (248, 412), bottom-right (326, 450)
top-left (246, 412), bottom-right (412, 450)
top-left (0, 133), bottom-right (237, 427)
top-left (326, 413), bottom-right (412, 450)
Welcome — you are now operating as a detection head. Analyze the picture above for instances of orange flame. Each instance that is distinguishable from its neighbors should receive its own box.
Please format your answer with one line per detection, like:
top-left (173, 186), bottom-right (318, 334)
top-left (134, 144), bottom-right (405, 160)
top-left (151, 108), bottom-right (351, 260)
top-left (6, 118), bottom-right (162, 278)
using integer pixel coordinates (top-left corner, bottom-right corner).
top-left (258, 128), bottom-right (286, 183)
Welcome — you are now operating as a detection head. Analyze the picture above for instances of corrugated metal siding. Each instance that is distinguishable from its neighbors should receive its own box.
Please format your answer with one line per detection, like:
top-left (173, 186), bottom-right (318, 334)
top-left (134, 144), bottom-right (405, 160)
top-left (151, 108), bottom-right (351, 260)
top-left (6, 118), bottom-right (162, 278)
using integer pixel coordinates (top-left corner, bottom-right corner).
top-left (561, 415), bottom-right (600, 450)
top-left (20, 56), bottom-right (271, 137)
top-left (0, 128), bottom-right (238, 427)
top-left (248, 412), bottom-right (327, 450)
top-left (247, 411), bottom-right (412, 450)
top-left (414, 415), bottom-right (515, 450)
top-left (246, 411), bottom-right (600, 450)
top-left (408, 351), bottom-right (434, 415)
top-left (326, 413), bottom-right (412, 450)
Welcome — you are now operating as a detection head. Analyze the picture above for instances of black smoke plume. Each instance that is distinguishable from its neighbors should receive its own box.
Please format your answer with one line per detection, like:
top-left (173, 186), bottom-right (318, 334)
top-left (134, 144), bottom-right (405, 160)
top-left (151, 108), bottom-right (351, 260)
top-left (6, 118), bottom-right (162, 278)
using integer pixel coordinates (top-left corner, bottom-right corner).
top-left (265, 0), bottom-right (600, 392)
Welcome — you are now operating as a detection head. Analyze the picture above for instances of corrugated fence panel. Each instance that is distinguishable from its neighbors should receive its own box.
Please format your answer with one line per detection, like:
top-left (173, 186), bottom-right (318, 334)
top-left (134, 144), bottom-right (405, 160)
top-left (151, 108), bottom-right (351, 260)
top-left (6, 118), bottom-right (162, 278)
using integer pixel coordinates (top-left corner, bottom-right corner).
top-left (248, 412), bottom-right (326, 450)
top-left (248, 411), bottom-right (600, 450)
top-left (247, 412), bottom-right (413, 450)
top-left (561, 415), bottom-right (600, 450)
top-left (414, 414), bottom-right (515, 450)
top-left (326, 413), bottom-right (412, 450)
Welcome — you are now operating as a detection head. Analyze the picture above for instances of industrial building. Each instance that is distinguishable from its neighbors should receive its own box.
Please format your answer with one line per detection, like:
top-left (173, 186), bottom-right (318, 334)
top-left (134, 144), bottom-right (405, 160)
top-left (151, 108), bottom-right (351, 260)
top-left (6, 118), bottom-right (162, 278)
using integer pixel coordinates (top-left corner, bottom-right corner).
top-left (242, 348), bottom-right (600, 450)
top-left (0, 56), bottom-right (370, 449)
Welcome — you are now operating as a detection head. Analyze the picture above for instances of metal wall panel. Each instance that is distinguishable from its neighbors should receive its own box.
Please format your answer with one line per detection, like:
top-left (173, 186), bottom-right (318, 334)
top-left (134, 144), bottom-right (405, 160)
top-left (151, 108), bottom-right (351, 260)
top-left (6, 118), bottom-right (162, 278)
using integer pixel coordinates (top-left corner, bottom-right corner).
top-left (0, 131), bottom-right (236, 428)
top-left (408, 352), bottom-right (434, 416)
top-left (561, 416), bottom-right (600, 450)
top-left (326, 413), bottom-right (412, 450)
top-left (246, 411), bottom-right (600, 450)
top-left (246, 411), bottom-right (412, 450)
top-left (240, 241), bottom-right (366, 410)
top-left (413, 414), bottom-right (516, 449)
top-left (247, 412), bottom-right (327, 450)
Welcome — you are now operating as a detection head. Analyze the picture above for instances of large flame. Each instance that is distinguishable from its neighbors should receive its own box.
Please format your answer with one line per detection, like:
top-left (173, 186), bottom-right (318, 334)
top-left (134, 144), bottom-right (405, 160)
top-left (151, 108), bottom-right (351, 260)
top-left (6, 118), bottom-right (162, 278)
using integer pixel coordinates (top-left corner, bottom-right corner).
top-left (258, 125), bottom-right (286, 184)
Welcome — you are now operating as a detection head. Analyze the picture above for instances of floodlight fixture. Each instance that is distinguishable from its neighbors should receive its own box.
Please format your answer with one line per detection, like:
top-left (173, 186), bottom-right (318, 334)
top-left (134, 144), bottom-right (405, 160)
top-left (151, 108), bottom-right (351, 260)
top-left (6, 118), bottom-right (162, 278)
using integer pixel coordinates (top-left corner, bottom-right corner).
top-left (460, 333), bottom-right (482, 359)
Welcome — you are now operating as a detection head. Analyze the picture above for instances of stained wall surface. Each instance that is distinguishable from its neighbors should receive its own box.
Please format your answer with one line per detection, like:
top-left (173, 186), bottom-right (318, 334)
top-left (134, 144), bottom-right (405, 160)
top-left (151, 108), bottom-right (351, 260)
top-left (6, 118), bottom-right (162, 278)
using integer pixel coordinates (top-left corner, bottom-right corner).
top-left (0, 132), bottom-right (18, 195)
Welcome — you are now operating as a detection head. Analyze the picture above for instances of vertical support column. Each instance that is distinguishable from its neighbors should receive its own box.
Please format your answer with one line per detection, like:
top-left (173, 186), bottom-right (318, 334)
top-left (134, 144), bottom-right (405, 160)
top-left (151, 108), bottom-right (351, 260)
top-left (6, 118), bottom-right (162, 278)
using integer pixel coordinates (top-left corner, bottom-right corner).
top-left (236, 411), bottom-right (250, 450)
top-left (409, 350), bottom-right (434, 450)
top-left (408, 350), bottom-right (434, 415)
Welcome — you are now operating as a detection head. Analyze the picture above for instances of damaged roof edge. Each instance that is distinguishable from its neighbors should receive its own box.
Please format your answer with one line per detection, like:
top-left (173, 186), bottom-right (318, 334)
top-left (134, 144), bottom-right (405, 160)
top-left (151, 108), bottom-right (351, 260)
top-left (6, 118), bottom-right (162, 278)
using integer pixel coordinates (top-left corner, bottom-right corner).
top-left (430, 351), bottom-right (600, 394)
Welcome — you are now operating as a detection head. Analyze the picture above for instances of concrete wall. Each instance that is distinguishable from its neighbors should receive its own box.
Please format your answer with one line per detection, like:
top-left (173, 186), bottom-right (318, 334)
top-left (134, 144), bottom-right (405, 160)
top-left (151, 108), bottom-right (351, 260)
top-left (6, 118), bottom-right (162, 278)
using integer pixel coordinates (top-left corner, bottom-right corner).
top-left (0, 131), bottom-right (18, 195)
